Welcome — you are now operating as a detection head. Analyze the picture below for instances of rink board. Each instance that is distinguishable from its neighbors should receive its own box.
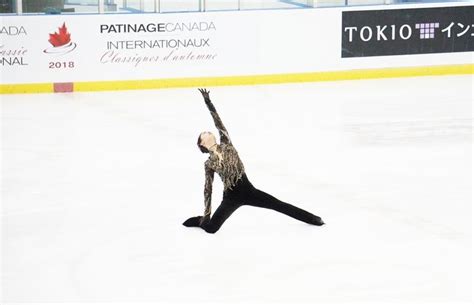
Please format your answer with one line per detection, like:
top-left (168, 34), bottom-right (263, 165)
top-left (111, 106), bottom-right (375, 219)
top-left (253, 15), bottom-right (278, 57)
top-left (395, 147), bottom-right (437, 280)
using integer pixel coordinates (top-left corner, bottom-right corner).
top-left (2, 64), bottom-right (473, 94)
top-left (1, 2), bottom-right (473, 93)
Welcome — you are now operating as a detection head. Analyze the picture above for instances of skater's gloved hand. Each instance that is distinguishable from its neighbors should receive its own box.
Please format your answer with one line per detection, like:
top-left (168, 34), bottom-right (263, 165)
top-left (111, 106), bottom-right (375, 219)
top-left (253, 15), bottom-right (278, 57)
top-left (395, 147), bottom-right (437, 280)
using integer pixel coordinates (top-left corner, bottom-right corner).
top-left (198, 88), bottom-right (216, 112)
top-left (198, 88), bottom-right (210, 100)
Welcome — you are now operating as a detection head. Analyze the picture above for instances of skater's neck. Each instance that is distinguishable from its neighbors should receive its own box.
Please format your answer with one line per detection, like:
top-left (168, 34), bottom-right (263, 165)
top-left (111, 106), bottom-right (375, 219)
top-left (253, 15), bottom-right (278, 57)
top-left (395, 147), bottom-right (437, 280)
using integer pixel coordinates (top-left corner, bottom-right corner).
top-left (208, 143), bottom-right (219, 154)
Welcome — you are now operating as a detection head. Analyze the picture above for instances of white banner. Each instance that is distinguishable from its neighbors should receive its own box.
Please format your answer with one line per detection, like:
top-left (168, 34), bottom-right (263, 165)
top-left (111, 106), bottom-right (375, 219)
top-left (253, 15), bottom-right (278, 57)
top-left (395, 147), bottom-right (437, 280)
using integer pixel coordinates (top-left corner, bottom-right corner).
top-left (1, 2), bottom-right (472, 85)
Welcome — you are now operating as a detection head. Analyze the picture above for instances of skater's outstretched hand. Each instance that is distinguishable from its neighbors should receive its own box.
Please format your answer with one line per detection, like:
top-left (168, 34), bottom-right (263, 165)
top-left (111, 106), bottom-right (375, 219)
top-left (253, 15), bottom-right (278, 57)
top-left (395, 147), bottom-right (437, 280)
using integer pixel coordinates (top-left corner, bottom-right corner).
top-left (198, 88), bottom-right (216, 112)
top-left (198, 88), bottom-right (210, 101)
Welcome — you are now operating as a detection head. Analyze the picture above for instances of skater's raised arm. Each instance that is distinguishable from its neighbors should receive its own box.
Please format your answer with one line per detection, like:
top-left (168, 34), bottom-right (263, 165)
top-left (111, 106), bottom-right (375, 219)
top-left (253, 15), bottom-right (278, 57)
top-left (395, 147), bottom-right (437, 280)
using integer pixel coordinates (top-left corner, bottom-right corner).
top-left (198, 88), bottom-right (231, 144)
top-left (203, 164), bottom-right (214, 218)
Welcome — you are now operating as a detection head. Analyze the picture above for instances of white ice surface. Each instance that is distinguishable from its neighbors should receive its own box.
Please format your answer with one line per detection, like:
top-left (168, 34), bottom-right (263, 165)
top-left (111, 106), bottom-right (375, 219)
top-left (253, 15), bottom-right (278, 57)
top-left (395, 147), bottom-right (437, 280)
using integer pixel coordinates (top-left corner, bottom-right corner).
top-left (1, 75), bottom-right (472, 304)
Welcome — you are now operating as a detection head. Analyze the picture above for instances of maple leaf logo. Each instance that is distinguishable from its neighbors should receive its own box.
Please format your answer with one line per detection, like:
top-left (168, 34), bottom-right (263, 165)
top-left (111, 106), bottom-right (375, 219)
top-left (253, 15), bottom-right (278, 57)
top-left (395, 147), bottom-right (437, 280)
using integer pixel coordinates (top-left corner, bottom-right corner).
top-left (44, 22), bottom-right (77, 55)
top-left (48, 23), bottom-right (71, 47)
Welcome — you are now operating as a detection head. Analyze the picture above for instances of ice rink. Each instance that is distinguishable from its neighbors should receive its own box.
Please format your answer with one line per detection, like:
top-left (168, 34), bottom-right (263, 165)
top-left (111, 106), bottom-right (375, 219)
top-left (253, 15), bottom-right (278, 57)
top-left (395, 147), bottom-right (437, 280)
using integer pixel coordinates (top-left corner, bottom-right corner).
top-left (1, 75), bottom-right (472, 304)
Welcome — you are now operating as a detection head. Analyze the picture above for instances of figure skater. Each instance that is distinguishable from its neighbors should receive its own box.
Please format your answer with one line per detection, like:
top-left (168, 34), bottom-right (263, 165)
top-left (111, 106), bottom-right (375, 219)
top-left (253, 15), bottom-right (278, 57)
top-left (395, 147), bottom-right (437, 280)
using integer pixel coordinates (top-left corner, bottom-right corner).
top-left (183, 89), bottom-right (324, 233)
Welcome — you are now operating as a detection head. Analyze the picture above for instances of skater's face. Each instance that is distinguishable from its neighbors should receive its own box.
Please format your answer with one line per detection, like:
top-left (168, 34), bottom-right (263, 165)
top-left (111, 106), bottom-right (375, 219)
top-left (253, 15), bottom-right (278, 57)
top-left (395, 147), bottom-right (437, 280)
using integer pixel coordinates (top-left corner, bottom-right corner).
top-left (197, 132), bottom-right (217, 154)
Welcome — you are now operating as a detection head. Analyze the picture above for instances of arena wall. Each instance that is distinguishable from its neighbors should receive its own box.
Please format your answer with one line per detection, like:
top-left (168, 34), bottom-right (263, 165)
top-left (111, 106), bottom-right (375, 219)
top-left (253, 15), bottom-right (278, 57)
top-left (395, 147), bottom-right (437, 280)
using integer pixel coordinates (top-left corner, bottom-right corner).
top-left (1, 2), bottom-right (472, 93)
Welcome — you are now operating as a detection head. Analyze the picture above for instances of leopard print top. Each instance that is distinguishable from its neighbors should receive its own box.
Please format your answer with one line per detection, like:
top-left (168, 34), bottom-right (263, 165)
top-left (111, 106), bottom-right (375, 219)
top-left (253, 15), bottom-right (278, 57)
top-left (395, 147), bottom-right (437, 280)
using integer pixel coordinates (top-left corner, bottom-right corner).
top-left (202, 97), bottom-right (245, 216)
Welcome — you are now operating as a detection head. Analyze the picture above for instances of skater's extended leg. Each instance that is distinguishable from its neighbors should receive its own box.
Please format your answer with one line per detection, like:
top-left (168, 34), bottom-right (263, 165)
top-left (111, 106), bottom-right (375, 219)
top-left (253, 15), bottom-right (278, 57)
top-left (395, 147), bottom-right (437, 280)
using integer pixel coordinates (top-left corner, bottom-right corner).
top-left (247, 189), bottom-right (324, 225)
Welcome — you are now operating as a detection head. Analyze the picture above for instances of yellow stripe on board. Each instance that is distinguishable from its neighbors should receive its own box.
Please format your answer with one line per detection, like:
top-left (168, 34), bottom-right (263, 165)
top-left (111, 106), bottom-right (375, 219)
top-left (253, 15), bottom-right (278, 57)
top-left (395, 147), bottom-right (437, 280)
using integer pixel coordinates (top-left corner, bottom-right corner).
top-left (0, 83), bottom-right (54, 94)
top-left (1, 64), bottom-right (473, 94)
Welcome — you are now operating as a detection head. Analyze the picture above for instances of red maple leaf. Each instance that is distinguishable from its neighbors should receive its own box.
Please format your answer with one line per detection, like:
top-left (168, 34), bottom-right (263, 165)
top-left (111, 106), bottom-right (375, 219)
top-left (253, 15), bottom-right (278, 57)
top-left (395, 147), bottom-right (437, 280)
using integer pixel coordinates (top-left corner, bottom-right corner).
top-left (48, 23), bottom-right (71, 47)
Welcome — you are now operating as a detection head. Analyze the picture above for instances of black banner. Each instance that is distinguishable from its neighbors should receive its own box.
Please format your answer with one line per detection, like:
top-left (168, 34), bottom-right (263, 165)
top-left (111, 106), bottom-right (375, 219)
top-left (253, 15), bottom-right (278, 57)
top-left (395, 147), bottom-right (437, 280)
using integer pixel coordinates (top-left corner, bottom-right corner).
top-left (342, 6), bottom-right (474, 57)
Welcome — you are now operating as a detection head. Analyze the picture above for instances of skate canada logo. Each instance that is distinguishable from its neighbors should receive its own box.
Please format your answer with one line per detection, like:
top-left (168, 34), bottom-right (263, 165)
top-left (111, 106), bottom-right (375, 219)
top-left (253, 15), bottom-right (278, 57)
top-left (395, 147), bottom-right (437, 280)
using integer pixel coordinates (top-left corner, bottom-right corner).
top-left (341, 6), bottom-right (474, 57)
top-left (44, 23), bottom-right (77, 55)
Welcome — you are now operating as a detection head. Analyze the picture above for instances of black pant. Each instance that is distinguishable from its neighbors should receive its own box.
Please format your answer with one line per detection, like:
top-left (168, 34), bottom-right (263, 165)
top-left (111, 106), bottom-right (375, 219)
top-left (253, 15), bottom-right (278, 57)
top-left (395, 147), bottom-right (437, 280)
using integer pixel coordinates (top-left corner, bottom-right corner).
top-left (184, 174), bottom-right (324, 233)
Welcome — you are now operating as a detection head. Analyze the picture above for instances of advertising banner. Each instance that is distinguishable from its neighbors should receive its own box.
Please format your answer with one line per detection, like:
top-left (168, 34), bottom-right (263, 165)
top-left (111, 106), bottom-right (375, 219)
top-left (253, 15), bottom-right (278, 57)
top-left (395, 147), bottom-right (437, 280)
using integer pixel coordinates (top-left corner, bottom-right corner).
top-left (1, 3), bottom-right (472, 86)
top-left (1, 13), bottom-right (257, 83)
top-left (342, 5), bottom-right (474, 57)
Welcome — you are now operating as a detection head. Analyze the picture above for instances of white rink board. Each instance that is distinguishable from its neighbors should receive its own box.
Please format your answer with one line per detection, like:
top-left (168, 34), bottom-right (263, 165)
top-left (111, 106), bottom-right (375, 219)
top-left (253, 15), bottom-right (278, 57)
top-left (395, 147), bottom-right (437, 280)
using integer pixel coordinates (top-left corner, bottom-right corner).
top-left (1, 2), bottom-right (473, 84)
